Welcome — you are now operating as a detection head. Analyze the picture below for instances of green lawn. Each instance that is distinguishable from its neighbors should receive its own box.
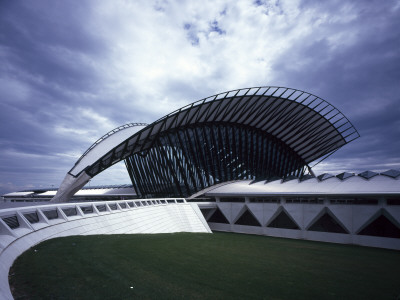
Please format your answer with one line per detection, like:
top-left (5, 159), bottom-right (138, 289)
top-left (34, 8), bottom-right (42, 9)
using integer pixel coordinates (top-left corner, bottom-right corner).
top-left (9, 232), bottom-right (400, 300)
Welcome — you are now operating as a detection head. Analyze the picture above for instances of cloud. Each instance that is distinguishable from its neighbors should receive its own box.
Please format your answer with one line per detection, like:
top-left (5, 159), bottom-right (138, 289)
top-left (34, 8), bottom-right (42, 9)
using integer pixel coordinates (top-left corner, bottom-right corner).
top-left (0, 0), bottom-right (399, 193)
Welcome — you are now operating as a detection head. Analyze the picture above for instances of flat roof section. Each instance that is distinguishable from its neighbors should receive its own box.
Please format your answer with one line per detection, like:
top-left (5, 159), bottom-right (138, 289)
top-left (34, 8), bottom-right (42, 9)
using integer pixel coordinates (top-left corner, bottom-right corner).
top-left (205, 172), bottom-right (400, 197)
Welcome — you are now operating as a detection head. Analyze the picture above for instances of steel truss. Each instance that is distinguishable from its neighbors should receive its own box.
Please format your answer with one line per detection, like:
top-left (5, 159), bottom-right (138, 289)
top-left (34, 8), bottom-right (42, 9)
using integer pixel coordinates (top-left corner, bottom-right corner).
top-left (125, 123), bottom-right (305, 198)
top-left (82, 87), bottom-right (359, 197)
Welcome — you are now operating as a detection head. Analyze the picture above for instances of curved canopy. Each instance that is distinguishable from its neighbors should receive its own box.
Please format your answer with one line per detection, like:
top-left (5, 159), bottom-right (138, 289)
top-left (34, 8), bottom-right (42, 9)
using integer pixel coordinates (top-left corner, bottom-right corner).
top-left (87, 86), bottom-right (359, 178)
top-left (70, 123), bottom-right (147, 176)
top-left (52, 86), bottom-right (359, 202)
top-left (51, 123), bottom-right (146, 203)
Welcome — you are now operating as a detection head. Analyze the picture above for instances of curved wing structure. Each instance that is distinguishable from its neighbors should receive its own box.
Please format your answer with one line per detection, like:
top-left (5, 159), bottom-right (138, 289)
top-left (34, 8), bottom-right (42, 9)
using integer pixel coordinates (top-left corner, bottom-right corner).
top-left (51, 123), bottom-right (146, 202)
top-left (52, 86), bottom-right (359, 202)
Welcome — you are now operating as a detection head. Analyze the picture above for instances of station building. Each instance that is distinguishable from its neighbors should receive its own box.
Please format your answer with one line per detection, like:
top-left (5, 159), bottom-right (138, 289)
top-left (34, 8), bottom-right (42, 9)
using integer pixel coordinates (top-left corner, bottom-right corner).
top-left (5, 86), bottom-right (400, 299)
top-left (50, 86), bottom-right (360, 202)
top-left (2, 86), bottom-right (400, 250)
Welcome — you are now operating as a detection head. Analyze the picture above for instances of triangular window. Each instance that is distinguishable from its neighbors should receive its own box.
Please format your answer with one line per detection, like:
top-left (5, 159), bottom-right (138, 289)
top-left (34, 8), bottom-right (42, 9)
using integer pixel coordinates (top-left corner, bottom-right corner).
top-left (358, 214), bottom-right (400, 238)
top-left (200, 208), bottom-right (214, 220)
top-left (267, 209), bottom-right (299, 229)
top-left (208, 207), bottom-right (229, 224)
top-left (336, 172), bottom-right (354, 180)
top-left (235, 208), bottom-right (261, 226)
top-left (380, 169), bottom-right (400, 179)
top-left (308, 211), bottom-right (348, 234)
top-left (358, 170), bottom-right (378, 179)
top-left (317, 173), bottom-right (334, 181)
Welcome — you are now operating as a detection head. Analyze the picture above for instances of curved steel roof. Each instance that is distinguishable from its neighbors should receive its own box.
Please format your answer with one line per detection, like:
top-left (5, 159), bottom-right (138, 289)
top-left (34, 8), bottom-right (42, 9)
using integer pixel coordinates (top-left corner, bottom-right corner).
top-left (85, 86), bottom-right (359, 177)
top-left (69, 123), bottom-right (147, 176)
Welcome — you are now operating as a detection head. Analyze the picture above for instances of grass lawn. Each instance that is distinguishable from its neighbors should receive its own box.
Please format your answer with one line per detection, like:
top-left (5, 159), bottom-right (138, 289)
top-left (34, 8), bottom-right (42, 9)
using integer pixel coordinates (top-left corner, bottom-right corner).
top-left (9, 232), bottom-right (400, 300)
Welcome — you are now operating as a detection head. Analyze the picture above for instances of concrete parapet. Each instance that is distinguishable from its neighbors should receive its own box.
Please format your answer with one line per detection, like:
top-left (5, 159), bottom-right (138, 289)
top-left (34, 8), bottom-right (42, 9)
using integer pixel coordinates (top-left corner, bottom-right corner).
top-left (0, 199), bottom-right (211, 300)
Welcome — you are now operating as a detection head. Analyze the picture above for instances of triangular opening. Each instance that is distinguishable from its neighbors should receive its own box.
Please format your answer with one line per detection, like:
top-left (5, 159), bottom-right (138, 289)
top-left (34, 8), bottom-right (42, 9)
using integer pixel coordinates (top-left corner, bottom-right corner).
top-left (317, 173), bottom-right (334, 181)
top-left (200, 208), bottom-right (214, 221)
top-left (336, 172), bottom-right (354, 180)
top-left (208, 207), bottom-right (230, 224)
top-left (300, 174), bottom-right (315, 182)
top-left (267, 209), bottom-right (299, 229)
top-left (380, 169), bottom-right (400, 179)
top-left (358, 170), bottom-right (378, 179)
top-left (308, 209), bottom-right (348, 234)
top-left (358, 214), bottom-right (400, 238)
top-left (234, 208), bottom-right (261, 226)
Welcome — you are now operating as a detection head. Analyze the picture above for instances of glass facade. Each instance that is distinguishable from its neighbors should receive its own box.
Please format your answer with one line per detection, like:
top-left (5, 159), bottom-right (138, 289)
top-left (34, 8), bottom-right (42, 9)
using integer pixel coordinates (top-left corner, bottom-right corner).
top-left (125, 123), bottom-right (306, 198)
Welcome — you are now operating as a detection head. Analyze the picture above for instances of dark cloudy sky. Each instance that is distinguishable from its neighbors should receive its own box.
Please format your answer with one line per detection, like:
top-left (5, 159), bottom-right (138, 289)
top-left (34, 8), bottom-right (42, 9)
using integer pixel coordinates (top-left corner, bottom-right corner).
top-left (1, 0), bottom-right (399, 195)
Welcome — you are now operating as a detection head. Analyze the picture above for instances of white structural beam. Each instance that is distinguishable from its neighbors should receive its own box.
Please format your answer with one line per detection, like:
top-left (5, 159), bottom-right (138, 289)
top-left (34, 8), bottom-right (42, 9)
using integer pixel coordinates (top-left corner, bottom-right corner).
top-left (70, 124), bottom-right (145, 177)
top-left (51, 172), bottom-right (92, 203)
top-left (51, 123), bottom-right (145, 203)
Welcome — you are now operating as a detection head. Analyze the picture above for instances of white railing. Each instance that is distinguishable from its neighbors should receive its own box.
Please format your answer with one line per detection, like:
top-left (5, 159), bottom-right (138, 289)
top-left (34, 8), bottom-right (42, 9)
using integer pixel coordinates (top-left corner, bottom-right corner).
top-left (0, 198), bottom-right (211, 300)
top-left (0, 198), bottom-right (186, 244)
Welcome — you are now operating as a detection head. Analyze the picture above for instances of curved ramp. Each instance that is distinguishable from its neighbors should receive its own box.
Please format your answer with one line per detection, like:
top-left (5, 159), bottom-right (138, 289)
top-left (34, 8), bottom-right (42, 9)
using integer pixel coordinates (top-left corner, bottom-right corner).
top-left (0, 199), bottom-right (211, 300)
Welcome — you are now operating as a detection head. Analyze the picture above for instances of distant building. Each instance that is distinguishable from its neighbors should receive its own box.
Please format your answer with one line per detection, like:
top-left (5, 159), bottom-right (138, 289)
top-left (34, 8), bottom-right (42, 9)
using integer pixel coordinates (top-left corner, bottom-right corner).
top-left (2, 184), bottom-right (136, 203)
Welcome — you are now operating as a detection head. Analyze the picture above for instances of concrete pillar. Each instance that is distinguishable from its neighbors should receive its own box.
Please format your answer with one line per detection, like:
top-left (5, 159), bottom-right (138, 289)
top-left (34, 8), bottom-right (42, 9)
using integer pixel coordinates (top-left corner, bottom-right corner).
top-left (51, 172), bottom-right (92, 203)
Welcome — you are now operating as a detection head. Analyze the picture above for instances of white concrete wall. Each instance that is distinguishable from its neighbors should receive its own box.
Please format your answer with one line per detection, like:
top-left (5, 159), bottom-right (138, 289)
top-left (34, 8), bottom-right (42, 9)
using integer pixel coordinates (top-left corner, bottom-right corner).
top-left (204, 202), bottom-right (400, 250)
top-left (0, 199), bottom-right (211, 300)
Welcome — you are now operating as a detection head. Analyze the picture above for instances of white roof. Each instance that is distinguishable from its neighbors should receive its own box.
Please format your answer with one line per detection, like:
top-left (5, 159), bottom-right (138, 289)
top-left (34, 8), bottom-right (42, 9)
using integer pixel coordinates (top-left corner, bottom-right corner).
top-left (205, 174), bottom-right (400, 196)
top-left (70, 124), bottom-right (146, 176)
top-left (37, 191), bottom-right (57, 196)
top-left (3, 191), bottom-right (34, 197)
top-left (74, 187), bottom-right (136, 196)
top-left (37, 187), bottom-right (136, 197)
top-left (3, 186), bottom-right (137, 198)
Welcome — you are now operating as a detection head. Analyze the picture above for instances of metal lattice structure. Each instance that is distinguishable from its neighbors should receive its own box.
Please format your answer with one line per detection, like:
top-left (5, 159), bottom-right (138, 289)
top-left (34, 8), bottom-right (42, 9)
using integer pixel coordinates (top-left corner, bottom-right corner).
top-left (125, 124), bottom-right (306, 197)
top-left (81, 86), bottom-right (359, 198)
